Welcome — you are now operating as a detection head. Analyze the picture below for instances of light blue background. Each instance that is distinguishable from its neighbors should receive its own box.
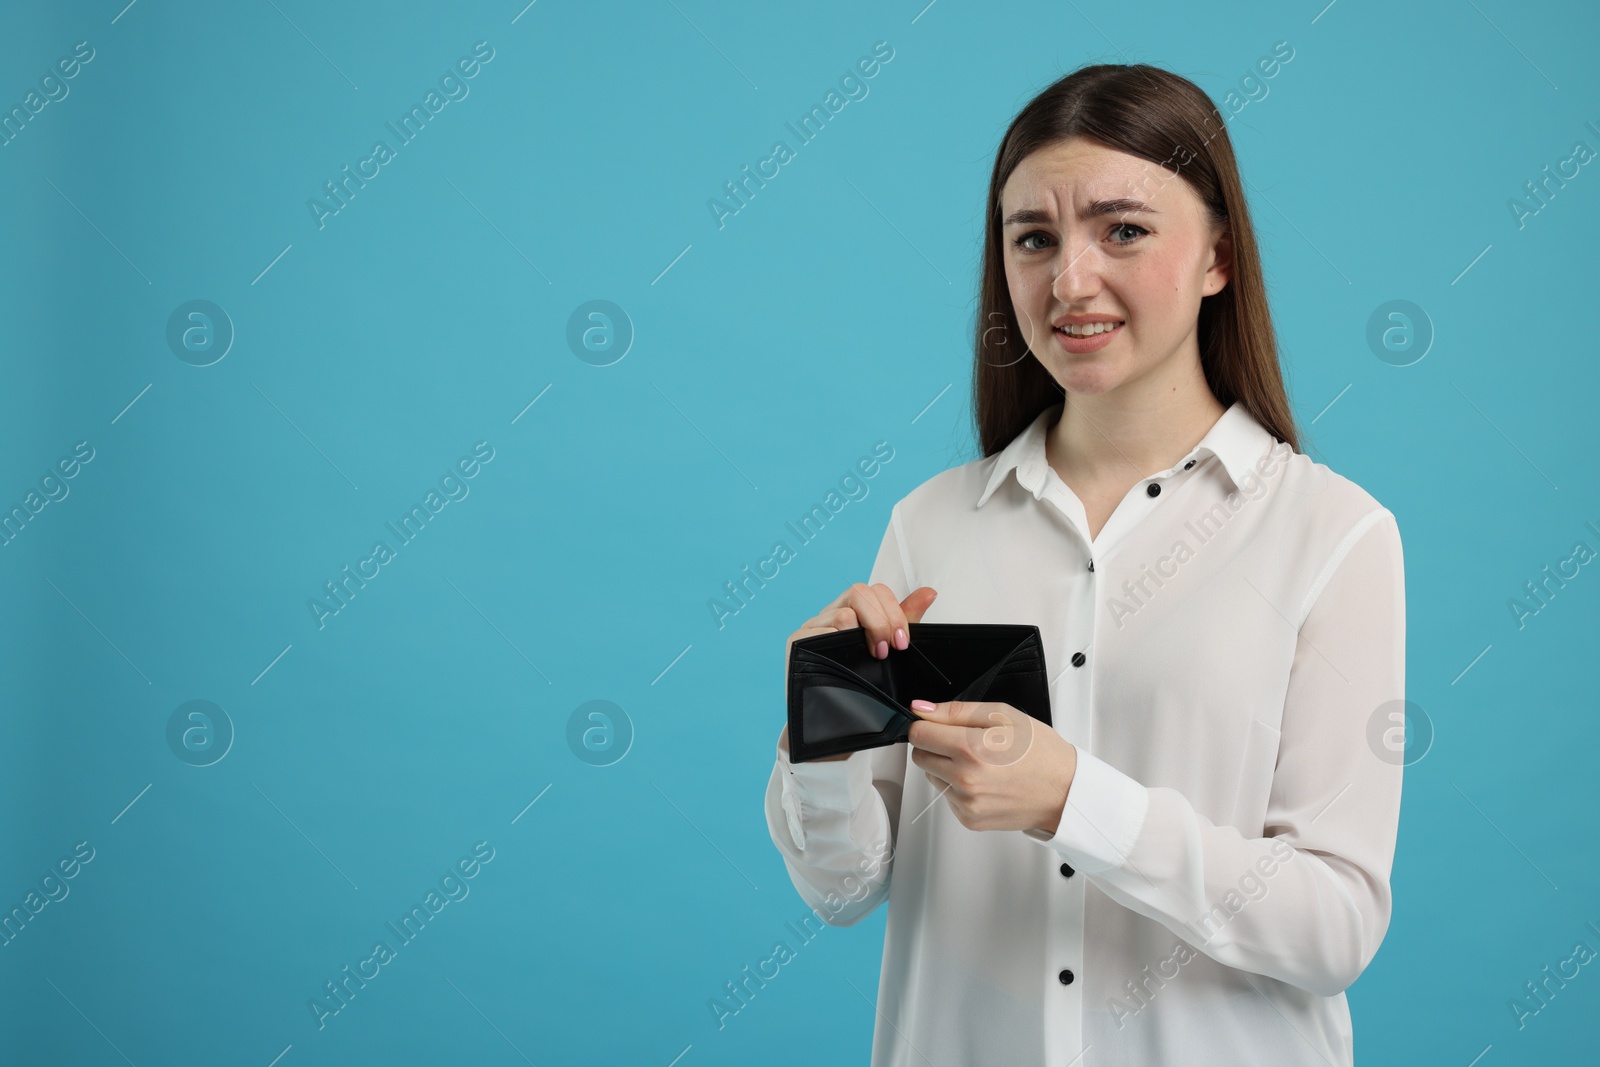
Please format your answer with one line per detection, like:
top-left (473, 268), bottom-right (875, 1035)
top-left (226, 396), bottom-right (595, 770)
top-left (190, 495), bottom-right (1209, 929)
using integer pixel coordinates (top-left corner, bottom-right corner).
top-left (1, 1), bottom-right (1596, 1063)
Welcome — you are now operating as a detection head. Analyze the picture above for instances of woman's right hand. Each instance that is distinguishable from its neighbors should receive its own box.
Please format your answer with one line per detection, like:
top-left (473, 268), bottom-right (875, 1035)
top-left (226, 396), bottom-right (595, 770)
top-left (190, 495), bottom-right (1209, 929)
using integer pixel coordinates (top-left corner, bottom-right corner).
top-left (779, 583), bottom-right (940, 761)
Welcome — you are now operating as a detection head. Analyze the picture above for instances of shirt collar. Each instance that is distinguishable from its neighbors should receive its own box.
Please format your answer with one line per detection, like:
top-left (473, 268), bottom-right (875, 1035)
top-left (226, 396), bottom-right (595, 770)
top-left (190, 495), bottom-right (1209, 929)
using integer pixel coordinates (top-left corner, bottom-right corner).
top-left (975, 400), bottom-right (1279, 508)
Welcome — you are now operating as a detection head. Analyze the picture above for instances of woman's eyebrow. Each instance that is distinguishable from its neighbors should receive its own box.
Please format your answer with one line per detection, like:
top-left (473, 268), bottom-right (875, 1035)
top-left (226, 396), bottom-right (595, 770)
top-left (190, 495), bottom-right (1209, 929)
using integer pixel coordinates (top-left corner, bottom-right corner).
top-left (1002, 199), bottom-right (1161, 225)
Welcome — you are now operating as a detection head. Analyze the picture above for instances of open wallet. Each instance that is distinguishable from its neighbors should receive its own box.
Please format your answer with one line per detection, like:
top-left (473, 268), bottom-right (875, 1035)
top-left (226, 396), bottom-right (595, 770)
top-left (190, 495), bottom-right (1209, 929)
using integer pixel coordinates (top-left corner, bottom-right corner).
top-left (785, 622), bottom-right (1054, 763)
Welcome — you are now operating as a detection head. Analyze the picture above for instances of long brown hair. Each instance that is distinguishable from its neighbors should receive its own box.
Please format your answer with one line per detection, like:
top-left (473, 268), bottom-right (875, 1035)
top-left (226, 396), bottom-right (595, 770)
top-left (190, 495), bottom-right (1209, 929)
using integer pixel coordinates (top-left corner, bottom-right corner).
top-left (973, 63), bottom-right (1301, 458)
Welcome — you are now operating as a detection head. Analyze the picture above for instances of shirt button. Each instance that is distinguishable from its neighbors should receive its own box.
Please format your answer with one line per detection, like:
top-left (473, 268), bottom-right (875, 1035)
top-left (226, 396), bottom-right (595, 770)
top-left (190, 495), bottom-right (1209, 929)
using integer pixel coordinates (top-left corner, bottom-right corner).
top-left (1071, 651), bottom-right (1086, 668)
top-left (1060, 862), bottom-right (1075, 878)
top-left (1184, 459), bottom-right (1196, 470)
top-left (1059, 969), bottom-right (1075, 985)
top-left (1087, 559), bottom-right (1094, 572)
top-left (1146, 482), bottom-right (1161, 497)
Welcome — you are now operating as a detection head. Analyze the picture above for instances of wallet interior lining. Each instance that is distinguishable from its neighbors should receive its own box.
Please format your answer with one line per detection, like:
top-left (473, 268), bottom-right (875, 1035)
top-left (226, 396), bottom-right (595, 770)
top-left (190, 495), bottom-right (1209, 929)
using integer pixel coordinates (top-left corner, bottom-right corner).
top-left (795, 635), bottom-right (1034, 706)
top-left (786, 624), bottom-right (1053, 761)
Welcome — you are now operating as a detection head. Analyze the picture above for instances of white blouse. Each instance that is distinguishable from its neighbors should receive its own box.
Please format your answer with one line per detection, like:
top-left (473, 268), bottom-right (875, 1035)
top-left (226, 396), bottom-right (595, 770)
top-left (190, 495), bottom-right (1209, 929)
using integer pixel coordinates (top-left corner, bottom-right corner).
top-left (764, 399), bottom-right (1406, 1066)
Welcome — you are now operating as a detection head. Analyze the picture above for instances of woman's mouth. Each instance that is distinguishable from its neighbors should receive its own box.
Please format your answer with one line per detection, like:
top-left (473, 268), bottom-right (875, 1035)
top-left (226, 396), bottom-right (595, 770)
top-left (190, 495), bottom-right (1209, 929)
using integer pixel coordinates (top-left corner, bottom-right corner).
top-left (1053, 320), bottom-right (1124, 353)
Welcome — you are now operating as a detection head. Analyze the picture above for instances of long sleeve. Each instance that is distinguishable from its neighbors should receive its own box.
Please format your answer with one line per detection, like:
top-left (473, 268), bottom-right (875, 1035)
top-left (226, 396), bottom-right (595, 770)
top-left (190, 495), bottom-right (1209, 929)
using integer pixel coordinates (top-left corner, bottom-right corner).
top-left (1024, 507), bottom-right (1406, 997)
top-left (763, 504), bottom-right (913, 927)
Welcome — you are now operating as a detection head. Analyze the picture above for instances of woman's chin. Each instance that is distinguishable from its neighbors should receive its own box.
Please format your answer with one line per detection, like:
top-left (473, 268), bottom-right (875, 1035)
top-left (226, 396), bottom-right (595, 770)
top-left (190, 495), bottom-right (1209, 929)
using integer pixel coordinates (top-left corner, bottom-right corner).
top-left (1046, 361), bottom-right (1123, 397)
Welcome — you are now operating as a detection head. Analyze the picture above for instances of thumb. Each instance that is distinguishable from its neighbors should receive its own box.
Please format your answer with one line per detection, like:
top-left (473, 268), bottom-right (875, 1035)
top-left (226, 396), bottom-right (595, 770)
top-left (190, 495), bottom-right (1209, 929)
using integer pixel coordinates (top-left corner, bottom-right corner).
top-left (900, 586), bottom-right (938, 625)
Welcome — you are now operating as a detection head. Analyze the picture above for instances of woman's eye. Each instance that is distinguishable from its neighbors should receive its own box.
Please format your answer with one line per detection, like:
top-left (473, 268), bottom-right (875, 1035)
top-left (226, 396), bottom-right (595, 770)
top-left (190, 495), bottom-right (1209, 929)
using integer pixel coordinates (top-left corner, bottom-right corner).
top-left (1011, 225), bottom-right (1147, 252)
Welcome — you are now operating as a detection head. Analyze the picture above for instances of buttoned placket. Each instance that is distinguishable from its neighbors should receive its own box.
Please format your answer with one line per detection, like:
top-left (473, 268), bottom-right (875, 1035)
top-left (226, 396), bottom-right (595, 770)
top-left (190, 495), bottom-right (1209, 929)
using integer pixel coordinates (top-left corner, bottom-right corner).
top-left (1026, 446), bottom-right (1206, 1058)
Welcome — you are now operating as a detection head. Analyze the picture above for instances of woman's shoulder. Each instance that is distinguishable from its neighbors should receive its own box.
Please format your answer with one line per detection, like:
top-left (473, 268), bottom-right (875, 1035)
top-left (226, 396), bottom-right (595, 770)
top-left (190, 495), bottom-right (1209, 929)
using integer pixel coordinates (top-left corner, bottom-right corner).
top-left (1271, 446), bottom-right (1400, 542)
top-left (886, 450), bottom-right (999, 522)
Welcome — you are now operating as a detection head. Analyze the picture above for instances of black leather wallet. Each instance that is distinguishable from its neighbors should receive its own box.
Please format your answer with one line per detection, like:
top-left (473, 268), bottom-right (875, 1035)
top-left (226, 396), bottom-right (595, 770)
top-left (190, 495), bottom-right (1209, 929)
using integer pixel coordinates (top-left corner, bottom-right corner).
top-left (785, 623), bottom-right (1053, 763)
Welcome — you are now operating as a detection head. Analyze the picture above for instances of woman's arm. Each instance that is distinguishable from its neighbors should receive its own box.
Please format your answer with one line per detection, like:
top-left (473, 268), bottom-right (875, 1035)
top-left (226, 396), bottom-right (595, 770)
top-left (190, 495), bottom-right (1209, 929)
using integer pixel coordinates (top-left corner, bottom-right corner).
top-left (1025, 507), bottom-right (1406, 997)
top-left (762, 506), bottom-right (913, 926)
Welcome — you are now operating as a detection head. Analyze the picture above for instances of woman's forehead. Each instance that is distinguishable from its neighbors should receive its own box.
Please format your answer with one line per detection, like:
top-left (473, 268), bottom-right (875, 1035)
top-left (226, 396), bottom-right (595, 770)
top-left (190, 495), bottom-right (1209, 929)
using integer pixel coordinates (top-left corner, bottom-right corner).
top-left (1002, 143), bottom-right (1192, 216)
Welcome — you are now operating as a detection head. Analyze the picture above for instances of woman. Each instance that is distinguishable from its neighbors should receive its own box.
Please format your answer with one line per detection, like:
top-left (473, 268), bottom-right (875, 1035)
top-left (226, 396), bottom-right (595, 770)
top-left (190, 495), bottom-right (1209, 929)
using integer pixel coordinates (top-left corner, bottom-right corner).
top-left (764, 62), bottom-right (1405, 1066)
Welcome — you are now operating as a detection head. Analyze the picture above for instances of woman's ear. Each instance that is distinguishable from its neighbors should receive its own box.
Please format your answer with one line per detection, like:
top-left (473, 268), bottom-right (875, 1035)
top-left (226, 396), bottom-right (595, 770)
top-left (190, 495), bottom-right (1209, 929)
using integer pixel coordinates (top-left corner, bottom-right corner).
top-left (1204, 225), bottom-right (1233, 297)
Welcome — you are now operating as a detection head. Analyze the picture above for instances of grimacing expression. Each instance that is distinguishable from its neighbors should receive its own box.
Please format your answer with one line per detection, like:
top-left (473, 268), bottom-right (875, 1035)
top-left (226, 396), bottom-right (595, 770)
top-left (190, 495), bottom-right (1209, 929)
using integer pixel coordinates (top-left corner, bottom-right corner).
top-left (999, 137), bottom-right (1232, 397)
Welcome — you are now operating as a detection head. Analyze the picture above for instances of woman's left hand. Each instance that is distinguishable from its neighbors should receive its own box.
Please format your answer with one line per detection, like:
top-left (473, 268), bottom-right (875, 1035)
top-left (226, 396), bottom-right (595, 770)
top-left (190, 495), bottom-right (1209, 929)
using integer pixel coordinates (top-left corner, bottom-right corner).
top-left (908, 700), bottom-right (1077, 834)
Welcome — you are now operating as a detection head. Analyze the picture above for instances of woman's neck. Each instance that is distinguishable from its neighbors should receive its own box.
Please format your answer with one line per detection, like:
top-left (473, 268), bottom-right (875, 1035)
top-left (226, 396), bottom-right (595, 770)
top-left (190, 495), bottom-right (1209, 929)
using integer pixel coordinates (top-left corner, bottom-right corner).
top-left (1045, 354), bottom-right (1226, 486)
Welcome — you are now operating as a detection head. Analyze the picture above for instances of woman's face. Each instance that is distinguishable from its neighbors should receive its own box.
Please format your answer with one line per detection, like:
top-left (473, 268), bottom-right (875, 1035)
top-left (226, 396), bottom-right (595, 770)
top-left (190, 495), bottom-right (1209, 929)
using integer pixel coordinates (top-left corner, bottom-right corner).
top-left (998, 137), bottom-right (1231, 399)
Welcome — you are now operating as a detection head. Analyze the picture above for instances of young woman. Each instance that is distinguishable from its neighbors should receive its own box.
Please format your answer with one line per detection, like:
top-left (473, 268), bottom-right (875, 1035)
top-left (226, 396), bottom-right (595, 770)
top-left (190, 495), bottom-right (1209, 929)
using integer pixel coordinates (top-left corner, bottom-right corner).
top-left (765, 63), bottom-right (1405, 1066)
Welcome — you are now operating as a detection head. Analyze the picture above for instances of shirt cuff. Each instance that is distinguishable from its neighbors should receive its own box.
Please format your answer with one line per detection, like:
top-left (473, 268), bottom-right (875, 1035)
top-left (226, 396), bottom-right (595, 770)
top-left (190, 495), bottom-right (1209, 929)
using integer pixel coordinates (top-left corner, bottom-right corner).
top-left (1021, 747), bottom-right (1150, 875)
top-left (775, 736), bottom-right (873, 811)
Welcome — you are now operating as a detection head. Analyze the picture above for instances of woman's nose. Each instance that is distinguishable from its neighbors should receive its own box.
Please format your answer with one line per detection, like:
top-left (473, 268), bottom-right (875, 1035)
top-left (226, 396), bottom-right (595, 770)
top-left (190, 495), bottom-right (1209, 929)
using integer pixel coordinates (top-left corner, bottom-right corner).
top-left (1051, 241), bottom-right (1100, 302)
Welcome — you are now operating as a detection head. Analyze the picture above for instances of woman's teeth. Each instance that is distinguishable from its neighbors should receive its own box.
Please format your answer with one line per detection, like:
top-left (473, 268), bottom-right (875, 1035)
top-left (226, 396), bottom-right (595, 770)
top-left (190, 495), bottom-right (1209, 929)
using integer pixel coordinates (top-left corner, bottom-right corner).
top-left (1056, 321), bottom-right (1123, 337)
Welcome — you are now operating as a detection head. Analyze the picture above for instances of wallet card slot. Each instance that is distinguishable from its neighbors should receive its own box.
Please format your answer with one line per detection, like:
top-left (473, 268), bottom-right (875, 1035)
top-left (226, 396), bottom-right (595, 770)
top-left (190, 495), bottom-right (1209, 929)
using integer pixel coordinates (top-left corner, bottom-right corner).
top-left (792, 660), bottom-right (862, 675)
top-left (797, 683), bottom-right (912, 745)
top-left (792, 656), bottom-right (888, 684)
top-left (790, 657), bottom-right (909, 719)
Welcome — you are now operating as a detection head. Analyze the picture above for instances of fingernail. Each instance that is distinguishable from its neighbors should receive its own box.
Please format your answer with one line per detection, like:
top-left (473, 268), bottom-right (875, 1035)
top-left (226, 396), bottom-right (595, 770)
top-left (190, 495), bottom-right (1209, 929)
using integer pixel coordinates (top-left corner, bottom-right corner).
top-left (876, 640), bottom-right (889, 659)
top-left (911, 699), bottom-right (936, 713)
top-left (894, 628), bottom-right (908, 650)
